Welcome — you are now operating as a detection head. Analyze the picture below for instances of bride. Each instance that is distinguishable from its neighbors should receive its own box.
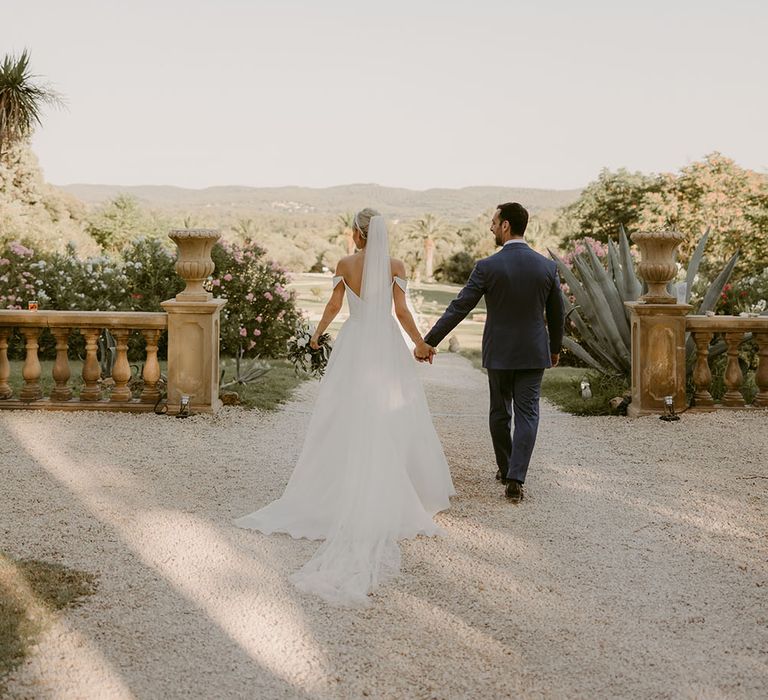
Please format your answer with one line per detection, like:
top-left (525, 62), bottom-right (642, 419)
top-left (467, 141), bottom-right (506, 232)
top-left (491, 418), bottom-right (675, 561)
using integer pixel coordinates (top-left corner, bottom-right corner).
top-left (234, 208), bottom-right (455, 606)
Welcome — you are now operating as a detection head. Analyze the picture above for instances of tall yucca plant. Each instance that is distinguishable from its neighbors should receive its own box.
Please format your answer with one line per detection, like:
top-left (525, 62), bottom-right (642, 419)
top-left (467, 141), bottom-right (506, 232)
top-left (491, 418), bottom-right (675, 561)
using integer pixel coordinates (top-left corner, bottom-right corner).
top-left (550, 227), bottom-right (739, 376)
top-left (0, 49), bottom-right (63, 159)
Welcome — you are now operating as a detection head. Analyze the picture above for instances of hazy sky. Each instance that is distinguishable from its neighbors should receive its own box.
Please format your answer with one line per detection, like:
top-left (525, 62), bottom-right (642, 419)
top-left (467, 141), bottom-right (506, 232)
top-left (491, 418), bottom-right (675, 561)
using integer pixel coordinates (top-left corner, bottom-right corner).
top-left (3, 0), bottom-right (766, 190)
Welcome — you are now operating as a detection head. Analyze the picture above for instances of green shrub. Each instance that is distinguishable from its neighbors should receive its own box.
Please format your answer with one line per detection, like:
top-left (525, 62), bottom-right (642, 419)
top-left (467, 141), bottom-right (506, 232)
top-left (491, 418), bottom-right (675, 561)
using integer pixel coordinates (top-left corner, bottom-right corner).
top-left (435, 251), bottom-right (475, 284)
top-left (120, 237), bottom-right (183, 312)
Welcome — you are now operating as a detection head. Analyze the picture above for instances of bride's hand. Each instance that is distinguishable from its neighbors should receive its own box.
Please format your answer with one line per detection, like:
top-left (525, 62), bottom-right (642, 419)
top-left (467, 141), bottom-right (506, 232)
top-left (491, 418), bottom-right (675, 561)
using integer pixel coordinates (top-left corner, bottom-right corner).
top-left (414, 340), bottom-right (435, 364)
top-left (309, 334), bottom-right (321, 350)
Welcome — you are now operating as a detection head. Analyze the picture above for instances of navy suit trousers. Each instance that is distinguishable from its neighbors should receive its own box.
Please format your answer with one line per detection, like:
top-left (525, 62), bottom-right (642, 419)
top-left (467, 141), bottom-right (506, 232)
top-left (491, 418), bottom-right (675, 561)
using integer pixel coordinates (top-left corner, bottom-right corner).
top-left (487, 368), bottom-right (544, 484)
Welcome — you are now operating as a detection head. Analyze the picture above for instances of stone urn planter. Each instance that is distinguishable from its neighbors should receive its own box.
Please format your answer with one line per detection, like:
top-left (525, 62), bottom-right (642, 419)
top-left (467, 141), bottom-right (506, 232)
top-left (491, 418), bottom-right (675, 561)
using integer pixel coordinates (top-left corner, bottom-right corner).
top-left (631, 230), bottom-right (685, 304)
top-left (169, 229), bottom-right (221, 301)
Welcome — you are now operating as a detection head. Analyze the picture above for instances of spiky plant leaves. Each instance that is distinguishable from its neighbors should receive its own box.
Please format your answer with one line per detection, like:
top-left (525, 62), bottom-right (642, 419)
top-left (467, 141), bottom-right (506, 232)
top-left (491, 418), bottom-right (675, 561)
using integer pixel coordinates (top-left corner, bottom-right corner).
top-left (585, 244), bottom-right (632, 347)
top-left (607, 239), bottom-right (626, 302)
top-left (618, 225), bottom-right (643, 300)
top-left (564, 295), bottom-right (624, 372)
top-left (684, 227), bottom-right (711, 303)
top-left (696, 251), bottom-right (740, 314)
top-left (683, 250), bottom-right (740, 367)
top-left (550, 249), bottom-right (625, 370)
top-left (556, 227), bottom-right (740, 382)
top-left (562, 336), bottom-right (610, 374)
top-left (572, 254), bottom-right (630, 370)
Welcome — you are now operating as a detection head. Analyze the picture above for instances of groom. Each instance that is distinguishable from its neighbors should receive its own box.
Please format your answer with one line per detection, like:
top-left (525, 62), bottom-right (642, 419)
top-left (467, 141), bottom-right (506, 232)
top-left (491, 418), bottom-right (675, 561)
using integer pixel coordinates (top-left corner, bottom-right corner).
top-left (417, 202), bottom-right (564, 503)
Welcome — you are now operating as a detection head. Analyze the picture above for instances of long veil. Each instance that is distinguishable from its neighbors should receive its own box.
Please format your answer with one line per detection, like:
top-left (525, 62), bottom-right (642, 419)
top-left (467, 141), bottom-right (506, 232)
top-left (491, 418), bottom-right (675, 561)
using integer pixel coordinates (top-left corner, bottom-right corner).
top-left (289, 216), bottom-right (411, 605)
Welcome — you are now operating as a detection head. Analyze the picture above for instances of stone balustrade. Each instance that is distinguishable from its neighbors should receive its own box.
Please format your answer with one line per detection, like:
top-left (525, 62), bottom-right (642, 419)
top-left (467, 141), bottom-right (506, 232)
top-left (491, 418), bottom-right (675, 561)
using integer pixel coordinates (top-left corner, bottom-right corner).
top-left (687, 315), bottom-right (768, 410)
top-left (0, 227), bottom-right (225, 415)
top-left (626, 229), bottom-right (767, 416)
top-left (0, 310), bottom-right (167, 411)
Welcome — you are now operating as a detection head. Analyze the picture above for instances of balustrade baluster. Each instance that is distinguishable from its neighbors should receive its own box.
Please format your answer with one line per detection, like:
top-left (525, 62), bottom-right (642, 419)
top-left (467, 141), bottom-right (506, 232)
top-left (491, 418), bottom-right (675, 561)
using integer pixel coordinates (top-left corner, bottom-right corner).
top-left (110, 329), bottom-right (132, 401)
top-left (722, 331), bottom-right (746, 407)
top-left (692, 331), bottom-right (714, 408)
top-left (754, 332), bottom-right (768, 408)
top-left (19, 328), bottom-right (43, 401)
top-left (0, 328), bottom-right (12, 399)
top-left (50, 327), bottom-right (72, 401)
top-left (80, 328), bottom-right (102, 401)
top-left (140, 328), bottom-right (162, 403)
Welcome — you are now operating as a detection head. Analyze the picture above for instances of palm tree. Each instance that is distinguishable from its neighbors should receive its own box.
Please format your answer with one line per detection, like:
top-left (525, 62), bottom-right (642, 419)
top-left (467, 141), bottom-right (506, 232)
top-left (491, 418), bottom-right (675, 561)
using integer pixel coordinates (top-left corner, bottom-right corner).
top-left (0, 49), bottom-right (63, 160)
top-left (407, 214), bottom-right (451, 282)
top-left (334, 211), bottom-right (356, 255)
top-left (231, 217), bottom-right (257, 238)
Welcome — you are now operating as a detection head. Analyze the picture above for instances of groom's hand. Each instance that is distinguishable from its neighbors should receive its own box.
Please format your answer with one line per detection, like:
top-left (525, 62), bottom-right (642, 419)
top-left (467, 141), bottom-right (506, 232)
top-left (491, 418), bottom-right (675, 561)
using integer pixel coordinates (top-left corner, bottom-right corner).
top-left (551, 353), bottom-right (560, 367)
top-left (414, 341), bottom-right (436, 364)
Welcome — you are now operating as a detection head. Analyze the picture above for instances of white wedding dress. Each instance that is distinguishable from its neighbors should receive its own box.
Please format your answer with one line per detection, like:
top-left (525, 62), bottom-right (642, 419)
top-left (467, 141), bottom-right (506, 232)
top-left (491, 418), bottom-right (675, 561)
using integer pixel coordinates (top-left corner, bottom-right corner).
top-left (235, 216), bottom-right (455, 606)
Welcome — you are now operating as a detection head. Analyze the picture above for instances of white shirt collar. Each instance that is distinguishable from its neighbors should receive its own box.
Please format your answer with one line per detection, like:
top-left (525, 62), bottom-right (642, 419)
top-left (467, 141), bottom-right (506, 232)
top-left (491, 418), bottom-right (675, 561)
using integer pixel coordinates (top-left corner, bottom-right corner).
top-left (503, 239), bottom-right (527, 247)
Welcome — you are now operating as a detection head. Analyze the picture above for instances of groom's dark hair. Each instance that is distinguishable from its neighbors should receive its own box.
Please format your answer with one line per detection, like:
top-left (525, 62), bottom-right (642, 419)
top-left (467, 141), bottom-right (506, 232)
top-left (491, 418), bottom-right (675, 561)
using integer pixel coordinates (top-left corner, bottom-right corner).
top-left (497, 202), bottom-right (529, 236)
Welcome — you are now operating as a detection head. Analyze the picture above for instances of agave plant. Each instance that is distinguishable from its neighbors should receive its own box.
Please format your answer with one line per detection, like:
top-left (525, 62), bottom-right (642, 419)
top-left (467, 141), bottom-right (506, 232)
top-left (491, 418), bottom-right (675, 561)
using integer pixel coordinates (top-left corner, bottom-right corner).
top-left (549, 227), bottom-right (740, 377)
top-left (220, 354), bottom-right (271, 388)
top-left (97, 328), bottom-right (117, 378)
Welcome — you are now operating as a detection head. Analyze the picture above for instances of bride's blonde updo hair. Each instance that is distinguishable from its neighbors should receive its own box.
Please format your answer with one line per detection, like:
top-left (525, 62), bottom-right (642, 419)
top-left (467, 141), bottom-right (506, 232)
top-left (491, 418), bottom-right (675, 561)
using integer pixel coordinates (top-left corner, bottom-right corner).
top-left (353, 208), bottom-right (381, 242)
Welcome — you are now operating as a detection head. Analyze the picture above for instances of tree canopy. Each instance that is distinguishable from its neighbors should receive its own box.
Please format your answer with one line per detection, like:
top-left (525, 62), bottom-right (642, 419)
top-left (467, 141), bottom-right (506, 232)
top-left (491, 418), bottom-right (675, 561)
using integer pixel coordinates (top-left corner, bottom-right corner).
top-left (557, 153), bottom-right (768, 276)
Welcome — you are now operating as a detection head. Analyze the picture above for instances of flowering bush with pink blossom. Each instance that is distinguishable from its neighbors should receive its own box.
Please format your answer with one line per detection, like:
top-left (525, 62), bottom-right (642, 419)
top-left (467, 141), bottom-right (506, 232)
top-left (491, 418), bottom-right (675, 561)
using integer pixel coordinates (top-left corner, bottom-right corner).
top-left (206, 239), bottom-right (301, 358)
top-left (559, 237), bottom-right (609, 268)
top-left (0, 240), bottom-right (39, 311)
top-left (0, 236), bottom-right (300, 361)
top-left (0, 237), bottom-right (182, 360)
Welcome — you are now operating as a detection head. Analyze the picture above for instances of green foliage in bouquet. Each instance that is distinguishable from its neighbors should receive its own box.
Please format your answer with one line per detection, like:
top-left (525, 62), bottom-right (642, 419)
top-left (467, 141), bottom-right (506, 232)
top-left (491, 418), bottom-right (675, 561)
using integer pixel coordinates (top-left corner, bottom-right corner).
top-left (207, 239), bottom-right (301, 359)
top-left (286, 322), bottom-right (331, 378)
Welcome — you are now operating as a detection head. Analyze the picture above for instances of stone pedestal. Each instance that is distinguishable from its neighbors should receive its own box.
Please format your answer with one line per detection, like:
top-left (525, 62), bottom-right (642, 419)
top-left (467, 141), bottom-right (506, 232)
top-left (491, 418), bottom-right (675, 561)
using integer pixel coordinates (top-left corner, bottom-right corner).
top-left (163, 228), bottom-right (226, 415)
top-left (626, 302), bottom-right (692, 417)
top-left (161, 298), bottom-right (226, 414)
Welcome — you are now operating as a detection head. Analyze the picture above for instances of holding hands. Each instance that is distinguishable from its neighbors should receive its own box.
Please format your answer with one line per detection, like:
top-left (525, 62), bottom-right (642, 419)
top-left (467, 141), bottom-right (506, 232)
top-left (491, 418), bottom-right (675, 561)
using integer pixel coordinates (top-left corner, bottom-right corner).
top-left (414, 340), bottom-right (436, 364)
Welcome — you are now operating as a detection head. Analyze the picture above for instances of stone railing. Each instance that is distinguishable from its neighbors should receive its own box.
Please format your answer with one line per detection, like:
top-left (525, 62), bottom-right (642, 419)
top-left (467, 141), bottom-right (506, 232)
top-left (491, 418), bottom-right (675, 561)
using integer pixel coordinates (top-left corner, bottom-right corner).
top-left (687, 316), bottom-right (768, 410)
top-left (626, 230), bottom-right (767, 416)
top-left (0, 311), bottom-right (167, 411)
top-left (0, 228), bottom-right (226, 415)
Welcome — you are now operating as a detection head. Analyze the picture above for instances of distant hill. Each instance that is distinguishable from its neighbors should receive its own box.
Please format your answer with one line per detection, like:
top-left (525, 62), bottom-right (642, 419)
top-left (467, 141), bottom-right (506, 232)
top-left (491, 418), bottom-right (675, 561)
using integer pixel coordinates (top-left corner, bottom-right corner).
top-left (58, 183), bottom-right (581, 220)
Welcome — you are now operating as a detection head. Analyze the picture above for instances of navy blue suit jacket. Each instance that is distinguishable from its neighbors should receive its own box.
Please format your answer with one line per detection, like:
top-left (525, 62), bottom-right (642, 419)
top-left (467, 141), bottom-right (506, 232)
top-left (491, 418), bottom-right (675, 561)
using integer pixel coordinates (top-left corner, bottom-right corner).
top-left (424, 241), bottom-right (565, 370)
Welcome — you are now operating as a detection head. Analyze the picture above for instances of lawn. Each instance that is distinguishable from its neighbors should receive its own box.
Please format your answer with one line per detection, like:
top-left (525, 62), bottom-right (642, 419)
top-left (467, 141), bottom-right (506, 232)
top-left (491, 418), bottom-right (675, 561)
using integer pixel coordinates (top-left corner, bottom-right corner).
top-left (290, 272), bottom-right (486, 351)
top-left (0, 554), bottom-right (96, 695)
top-left (219, 358), bottom-right (305, 411)
top-left (458, 349), bottom-right (628, 416)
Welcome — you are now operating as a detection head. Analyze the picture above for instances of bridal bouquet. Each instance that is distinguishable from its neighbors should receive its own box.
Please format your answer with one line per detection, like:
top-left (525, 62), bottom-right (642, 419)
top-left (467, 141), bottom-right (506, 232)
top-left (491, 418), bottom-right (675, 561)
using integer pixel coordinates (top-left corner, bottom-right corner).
top-left (287, 322), bottom-right (332, 378)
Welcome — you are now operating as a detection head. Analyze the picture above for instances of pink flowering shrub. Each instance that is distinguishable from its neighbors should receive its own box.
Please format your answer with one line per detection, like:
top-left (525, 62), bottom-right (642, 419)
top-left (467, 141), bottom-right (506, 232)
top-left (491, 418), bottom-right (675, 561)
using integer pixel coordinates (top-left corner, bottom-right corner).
top-left (207, 239), bottom-right (301, 358)
top-left (557, 236), bottom-right (637, 302)
top-left (0, 238), bottom-right (181, 314)
top-left (560, 237), bottom-right (609, 268)
top-left (0, 239), bottom-right (38, 311)
top-left (0, 237), bottom-right (183, 360)
top-left (0, 236), bottom-right (300, 361)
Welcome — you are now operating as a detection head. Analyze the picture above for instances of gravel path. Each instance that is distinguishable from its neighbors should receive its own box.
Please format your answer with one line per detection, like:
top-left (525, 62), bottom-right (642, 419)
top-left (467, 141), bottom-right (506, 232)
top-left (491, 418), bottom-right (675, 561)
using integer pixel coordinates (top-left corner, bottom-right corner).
top-left (1, 353), bottom-right (767, 699)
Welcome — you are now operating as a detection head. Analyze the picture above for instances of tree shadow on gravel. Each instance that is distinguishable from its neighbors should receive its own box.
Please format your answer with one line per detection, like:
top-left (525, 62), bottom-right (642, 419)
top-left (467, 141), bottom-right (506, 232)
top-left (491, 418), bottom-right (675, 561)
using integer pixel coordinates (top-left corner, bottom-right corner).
top-left (0, 417), bottom-right (317, 700)
top-left (402, 462), bottom-right (768, 699)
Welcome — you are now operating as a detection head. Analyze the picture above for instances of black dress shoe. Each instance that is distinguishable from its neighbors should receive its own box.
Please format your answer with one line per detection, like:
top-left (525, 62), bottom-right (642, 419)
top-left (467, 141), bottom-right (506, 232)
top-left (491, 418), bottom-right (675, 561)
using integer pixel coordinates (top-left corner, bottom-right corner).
top-left (496, 469), bottom-right (511, 485)
top-left (505, 480), bottom-right (524, 503)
